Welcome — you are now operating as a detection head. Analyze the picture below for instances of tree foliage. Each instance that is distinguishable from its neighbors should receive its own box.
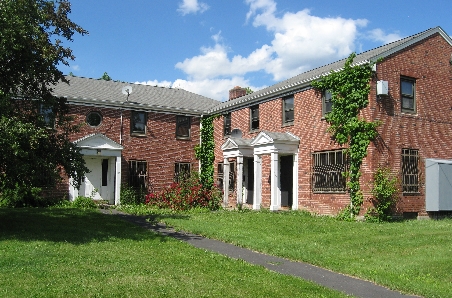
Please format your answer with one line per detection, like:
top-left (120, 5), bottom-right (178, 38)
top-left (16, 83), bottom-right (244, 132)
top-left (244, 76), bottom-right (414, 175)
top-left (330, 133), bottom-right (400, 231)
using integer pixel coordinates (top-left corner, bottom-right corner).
top-left (312, 53), bottom-right (380, 218)
top-left (100, 72), bottom-right (112, 81)
top-left (0, 0), bottom-right (89, 198)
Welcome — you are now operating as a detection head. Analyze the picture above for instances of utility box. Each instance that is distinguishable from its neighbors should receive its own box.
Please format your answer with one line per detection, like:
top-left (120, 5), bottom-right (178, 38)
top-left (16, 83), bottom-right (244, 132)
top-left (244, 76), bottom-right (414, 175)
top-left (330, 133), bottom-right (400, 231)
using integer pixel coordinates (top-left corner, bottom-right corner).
top-left (425, 159), bottom-right (452, 211)
top-left (377, 80), bottom-right (388, 96)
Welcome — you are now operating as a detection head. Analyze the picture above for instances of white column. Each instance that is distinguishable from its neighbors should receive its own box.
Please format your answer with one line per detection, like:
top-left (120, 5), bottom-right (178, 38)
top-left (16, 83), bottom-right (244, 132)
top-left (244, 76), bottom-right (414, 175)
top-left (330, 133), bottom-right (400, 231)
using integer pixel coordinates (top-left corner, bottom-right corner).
top-left (223, 158), bottom-right (230, 207)
top-left (236, 156), bottom-right (243, 207)
top-left (253, 154), bottom-right (262, 210)
top-left (114, 155), bottom-right (122, 205)
top-left (68, 178), bottom-right (78, 202)
top-left (270, 152), bottom-right (280, 211)
top-left (292, 153), bottom-right (299, 210)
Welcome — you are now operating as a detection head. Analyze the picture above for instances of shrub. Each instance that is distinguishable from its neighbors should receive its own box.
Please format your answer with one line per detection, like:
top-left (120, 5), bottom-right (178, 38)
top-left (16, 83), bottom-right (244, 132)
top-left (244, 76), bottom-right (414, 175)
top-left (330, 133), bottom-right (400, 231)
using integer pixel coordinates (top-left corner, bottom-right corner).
top-left (120, 185), bottom-right (146, 205)
top-left (72, 196), bottom-right (97, 209)
top-left (0, 184), bottom-right (62, 207)
top-left (145, 172), bottom-right (221, 211)
top-left (365, 167), bottom-right (399, 222)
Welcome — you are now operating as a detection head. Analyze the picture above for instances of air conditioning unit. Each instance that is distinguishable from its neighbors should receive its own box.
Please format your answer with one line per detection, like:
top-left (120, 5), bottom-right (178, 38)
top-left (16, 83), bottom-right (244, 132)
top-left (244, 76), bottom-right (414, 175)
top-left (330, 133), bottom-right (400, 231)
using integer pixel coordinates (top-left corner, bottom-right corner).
top-left (377, 80), bottom-right (388, 96)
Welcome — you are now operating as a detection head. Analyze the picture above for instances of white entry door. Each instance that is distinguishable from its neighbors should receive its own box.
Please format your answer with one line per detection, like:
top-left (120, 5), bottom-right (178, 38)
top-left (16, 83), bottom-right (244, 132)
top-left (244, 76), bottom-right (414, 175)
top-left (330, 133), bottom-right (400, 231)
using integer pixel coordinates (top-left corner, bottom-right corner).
top-left (80, 157), bottom-right (113, 203)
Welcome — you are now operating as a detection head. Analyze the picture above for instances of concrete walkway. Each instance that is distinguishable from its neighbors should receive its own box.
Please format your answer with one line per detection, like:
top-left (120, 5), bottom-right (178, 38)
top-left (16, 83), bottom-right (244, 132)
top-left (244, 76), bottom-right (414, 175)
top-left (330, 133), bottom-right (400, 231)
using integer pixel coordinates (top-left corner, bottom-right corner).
top-left (99, 209), bottom-right (418, 298)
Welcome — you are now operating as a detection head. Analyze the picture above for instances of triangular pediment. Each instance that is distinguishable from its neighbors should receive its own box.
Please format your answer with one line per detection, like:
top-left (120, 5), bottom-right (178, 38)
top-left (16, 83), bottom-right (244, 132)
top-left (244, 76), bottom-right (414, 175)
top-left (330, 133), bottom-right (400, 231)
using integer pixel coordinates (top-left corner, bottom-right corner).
top-left (221, 137), bottom-right (253, 151)
top-left (74, 133), bottom-right (123, 150)
top-left (251, 131), bottom-right (299, 146)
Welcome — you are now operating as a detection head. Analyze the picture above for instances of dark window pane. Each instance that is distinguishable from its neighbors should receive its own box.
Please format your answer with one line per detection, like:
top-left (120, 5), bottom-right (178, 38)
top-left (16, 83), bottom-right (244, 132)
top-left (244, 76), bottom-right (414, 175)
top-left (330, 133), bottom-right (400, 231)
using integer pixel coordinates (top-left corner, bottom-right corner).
top-left (86, 111), bottom-right (102, 127)
top-left (176, 116), bottom-right (191, 138)
top-left (401, 80), bottom-right (414, 96)
top-left (131, 112), bottom-right (146, 134)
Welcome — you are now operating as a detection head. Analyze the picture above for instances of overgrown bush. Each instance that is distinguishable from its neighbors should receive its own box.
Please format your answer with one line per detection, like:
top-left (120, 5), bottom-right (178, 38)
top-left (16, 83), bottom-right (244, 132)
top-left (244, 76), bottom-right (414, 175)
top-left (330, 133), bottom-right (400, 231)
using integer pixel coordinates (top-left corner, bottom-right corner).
top-left (120, 185), bottom-right (146, 205)
top-left (145, 172), bottom-right (221, 211)
top-left (365, 167), bottom-right (399, 222)
top-left (0, 184), bottom-right (63, 207)
top-left (72, 196), bottom-right (97, 209)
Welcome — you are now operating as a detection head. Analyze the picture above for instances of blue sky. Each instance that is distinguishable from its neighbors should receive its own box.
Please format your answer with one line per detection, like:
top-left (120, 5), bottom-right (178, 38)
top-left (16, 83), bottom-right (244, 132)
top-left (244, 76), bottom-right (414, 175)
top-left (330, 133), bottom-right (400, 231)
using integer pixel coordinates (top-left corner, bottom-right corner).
top-left (58, 0), bottom-right (452, 101)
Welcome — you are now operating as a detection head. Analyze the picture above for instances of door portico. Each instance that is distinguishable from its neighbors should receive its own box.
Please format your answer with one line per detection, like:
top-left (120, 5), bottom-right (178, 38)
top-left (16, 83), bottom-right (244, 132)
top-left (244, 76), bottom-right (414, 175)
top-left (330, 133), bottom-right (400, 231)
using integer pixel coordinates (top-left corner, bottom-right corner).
top-left (221, 131), bottom-right (299, 211)
top-left (70, 133), bottom-right (123, 205)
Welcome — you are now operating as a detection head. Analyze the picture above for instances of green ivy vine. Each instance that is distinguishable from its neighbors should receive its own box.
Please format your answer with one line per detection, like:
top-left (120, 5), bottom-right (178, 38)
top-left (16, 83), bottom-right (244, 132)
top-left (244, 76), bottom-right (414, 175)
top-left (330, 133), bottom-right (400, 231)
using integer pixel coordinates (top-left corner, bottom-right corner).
top-left (195, 114), bottom-right (219, 189)
top-left (312, 53), bottom-right (381, 219)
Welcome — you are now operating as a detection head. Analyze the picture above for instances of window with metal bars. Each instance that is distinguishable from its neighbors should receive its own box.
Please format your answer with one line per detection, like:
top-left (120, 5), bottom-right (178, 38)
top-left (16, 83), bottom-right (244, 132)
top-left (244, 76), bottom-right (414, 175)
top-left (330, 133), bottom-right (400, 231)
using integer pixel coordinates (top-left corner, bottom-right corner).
top-left (402, 148), bottom-right (419, 194)
top-left (129, 160), bottom-right (147, 189)
top-left (217, 162), bottom-right (236, 191)
top-left (312, 150), bottom-right (348, 192)
top-left (174, 162), bottom-right (191, 182)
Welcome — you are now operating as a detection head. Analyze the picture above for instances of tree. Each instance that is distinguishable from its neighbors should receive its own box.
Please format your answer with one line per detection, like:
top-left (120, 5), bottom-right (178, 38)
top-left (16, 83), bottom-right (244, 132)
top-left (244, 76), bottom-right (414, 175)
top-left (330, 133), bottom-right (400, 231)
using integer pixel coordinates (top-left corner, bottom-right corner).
top-left (0, 0), bottom-right (89, 202)
top-left (311, 53), bottom-right (380, 219)
top-left (100, 72), bottom-right (112, 81)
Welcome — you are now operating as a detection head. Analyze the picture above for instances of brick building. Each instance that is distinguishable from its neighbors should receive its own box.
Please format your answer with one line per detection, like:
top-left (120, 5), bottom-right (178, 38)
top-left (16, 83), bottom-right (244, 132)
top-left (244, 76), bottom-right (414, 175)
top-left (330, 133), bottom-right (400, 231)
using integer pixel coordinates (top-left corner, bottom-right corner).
top-left (51, 76), bottom-right (220, 204)
top-left (209, 27), bottom-right (452, 217)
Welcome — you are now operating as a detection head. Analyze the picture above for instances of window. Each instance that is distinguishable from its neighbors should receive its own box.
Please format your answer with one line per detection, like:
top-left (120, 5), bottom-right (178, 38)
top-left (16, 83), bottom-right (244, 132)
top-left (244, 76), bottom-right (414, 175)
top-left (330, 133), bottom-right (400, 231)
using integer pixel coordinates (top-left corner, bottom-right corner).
top-left (176, 115), bottom-right (191, 139)
top-left (402, 148), bottom-right (419, 194)
top-left (131, 111), bottom-right (146, 135)
top-left (102, 159), bottom-right (108, 186)
top-left (322, 90), bottom-right (332, 117)
top-left (223, 113), bottom-right (231, 136)
top-left (401, 77), bottom-right (416, 113)
top-left (283, 96), bottom-right (294, 124)
top-left (175, 162), bottom-right (191, 182)
top-left (129, 160), bottom-right (147, 189)
top-left (86, 111), bottom-right (102, 127)
top-left (312, 150), bottom-right (348, 192)
top-left (250, 105), bottom-right (259, 131)
top-left (39, 104), bottom-right (54, 126)
top-left (217, 161), bottom-right (236, 191)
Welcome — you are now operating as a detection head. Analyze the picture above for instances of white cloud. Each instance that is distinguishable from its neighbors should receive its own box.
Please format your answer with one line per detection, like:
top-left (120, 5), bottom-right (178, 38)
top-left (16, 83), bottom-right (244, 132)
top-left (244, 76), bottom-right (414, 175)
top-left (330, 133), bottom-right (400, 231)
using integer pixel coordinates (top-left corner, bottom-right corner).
top-left (137, 77), bottom-right (264, 102)
top-left (72, 65), bottom-right (80, 71)
top-left (135, 80), bottom-right (172, 88)
top-left (148, 0), bottom-right (382, 101)
top-left (177, 0), bottom-right (209, 15)
top-left (367, 28), bottom-right (403, 44)
top-left (177, 0), bottom-right (367, 84)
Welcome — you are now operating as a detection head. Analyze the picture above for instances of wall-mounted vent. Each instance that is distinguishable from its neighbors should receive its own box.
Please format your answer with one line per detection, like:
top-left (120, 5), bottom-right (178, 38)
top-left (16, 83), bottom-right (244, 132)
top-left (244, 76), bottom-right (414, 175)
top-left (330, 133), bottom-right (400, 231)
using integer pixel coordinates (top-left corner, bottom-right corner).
top-left (376, 80), bottom-right (388, 96)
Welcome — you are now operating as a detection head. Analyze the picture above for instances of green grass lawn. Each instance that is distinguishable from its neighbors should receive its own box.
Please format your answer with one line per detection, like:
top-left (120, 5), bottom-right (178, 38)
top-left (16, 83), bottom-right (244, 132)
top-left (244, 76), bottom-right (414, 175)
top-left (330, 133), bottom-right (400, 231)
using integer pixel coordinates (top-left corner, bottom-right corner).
top-left (119, 206), bottom-right (452, 298)
top-left (0, 208), bottom-right (349, 298)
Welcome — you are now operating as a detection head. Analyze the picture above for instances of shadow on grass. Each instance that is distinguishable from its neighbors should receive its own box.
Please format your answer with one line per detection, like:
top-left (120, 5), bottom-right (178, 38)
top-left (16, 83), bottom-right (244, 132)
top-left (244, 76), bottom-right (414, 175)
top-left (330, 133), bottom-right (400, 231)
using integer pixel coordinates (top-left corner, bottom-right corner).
top-left (0, 208), bottom-right (169, 244)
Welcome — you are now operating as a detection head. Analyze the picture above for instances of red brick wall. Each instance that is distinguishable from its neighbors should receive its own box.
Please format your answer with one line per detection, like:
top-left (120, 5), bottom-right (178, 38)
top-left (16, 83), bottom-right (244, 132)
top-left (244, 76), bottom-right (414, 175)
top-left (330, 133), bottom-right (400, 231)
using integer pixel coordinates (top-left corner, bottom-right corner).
top-left (369, 33), bottom-right (452, 216)
top-left (64, 105), bottom-right (200, 195)
top-left (214, 33), bottom-right (452, 216)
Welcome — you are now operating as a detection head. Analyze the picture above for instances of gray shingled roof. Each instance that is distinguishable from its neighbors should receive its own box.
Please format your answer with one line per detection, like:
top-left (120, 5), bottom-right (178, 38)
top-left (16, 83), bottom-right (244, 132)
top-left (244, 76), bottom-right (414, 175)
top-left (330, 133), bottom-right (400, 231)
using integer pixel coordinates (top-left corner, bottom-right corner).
top-left (52, 76), bottom-right (221, 116)
top-left (208, 26), bottom-right (452, 114)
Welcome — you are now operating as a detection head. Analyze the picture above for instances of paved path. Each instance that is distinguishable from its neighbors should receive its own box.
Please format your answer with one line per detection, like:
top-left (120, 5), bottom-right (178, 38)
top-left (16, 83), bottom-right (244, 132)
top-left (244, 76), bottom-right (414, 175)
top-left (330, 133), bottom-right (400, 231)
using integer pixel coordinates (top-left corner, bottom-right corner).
top-left (100, 209), bottom-right (418, 298)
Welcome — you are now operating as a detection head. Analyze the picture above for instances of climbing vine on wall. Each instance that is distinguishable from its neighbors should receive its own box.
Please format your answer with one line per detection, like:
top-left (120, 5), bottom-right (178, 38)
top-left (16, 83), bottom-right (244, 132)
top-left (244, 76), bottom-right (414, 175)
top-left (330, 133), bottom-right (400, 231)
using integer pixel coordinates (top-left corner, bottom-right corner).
top-left (195, 114), bottom-right (219, 189)
top-left (312, 53), bottom-right (381, 219)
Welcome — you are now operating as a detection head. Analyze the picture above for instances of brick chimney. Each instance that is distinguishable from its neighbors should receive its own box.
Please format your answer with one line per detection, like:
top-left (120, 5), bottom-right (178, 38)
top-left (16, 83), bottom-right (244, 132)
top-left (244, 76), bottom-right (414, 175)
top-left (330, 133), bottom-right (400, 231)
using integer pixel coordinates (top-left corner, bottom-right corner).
top-left (229, 86), bottom-right (247, 101)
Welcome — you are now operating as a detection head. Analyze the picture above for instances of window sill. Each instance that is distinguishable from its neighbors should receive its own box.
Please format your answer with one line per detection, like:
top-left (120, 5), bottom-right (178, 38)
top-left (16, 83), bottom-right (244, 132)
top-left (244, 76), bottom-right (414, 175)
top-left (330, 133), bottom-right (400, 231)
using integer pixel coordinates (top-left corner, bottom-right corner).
top-left (176, 136), bottom-right (191, 141)
top-left (282, 122), bottom-right (294, 127)
top-left (313, 191), bottom-right (347, 194)
top-left (249, 129), bottom-right (260, 134)
top-left (131, 133), bottom-right (147, 137)
top-left (402, 192), bottom-right (421, 196)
